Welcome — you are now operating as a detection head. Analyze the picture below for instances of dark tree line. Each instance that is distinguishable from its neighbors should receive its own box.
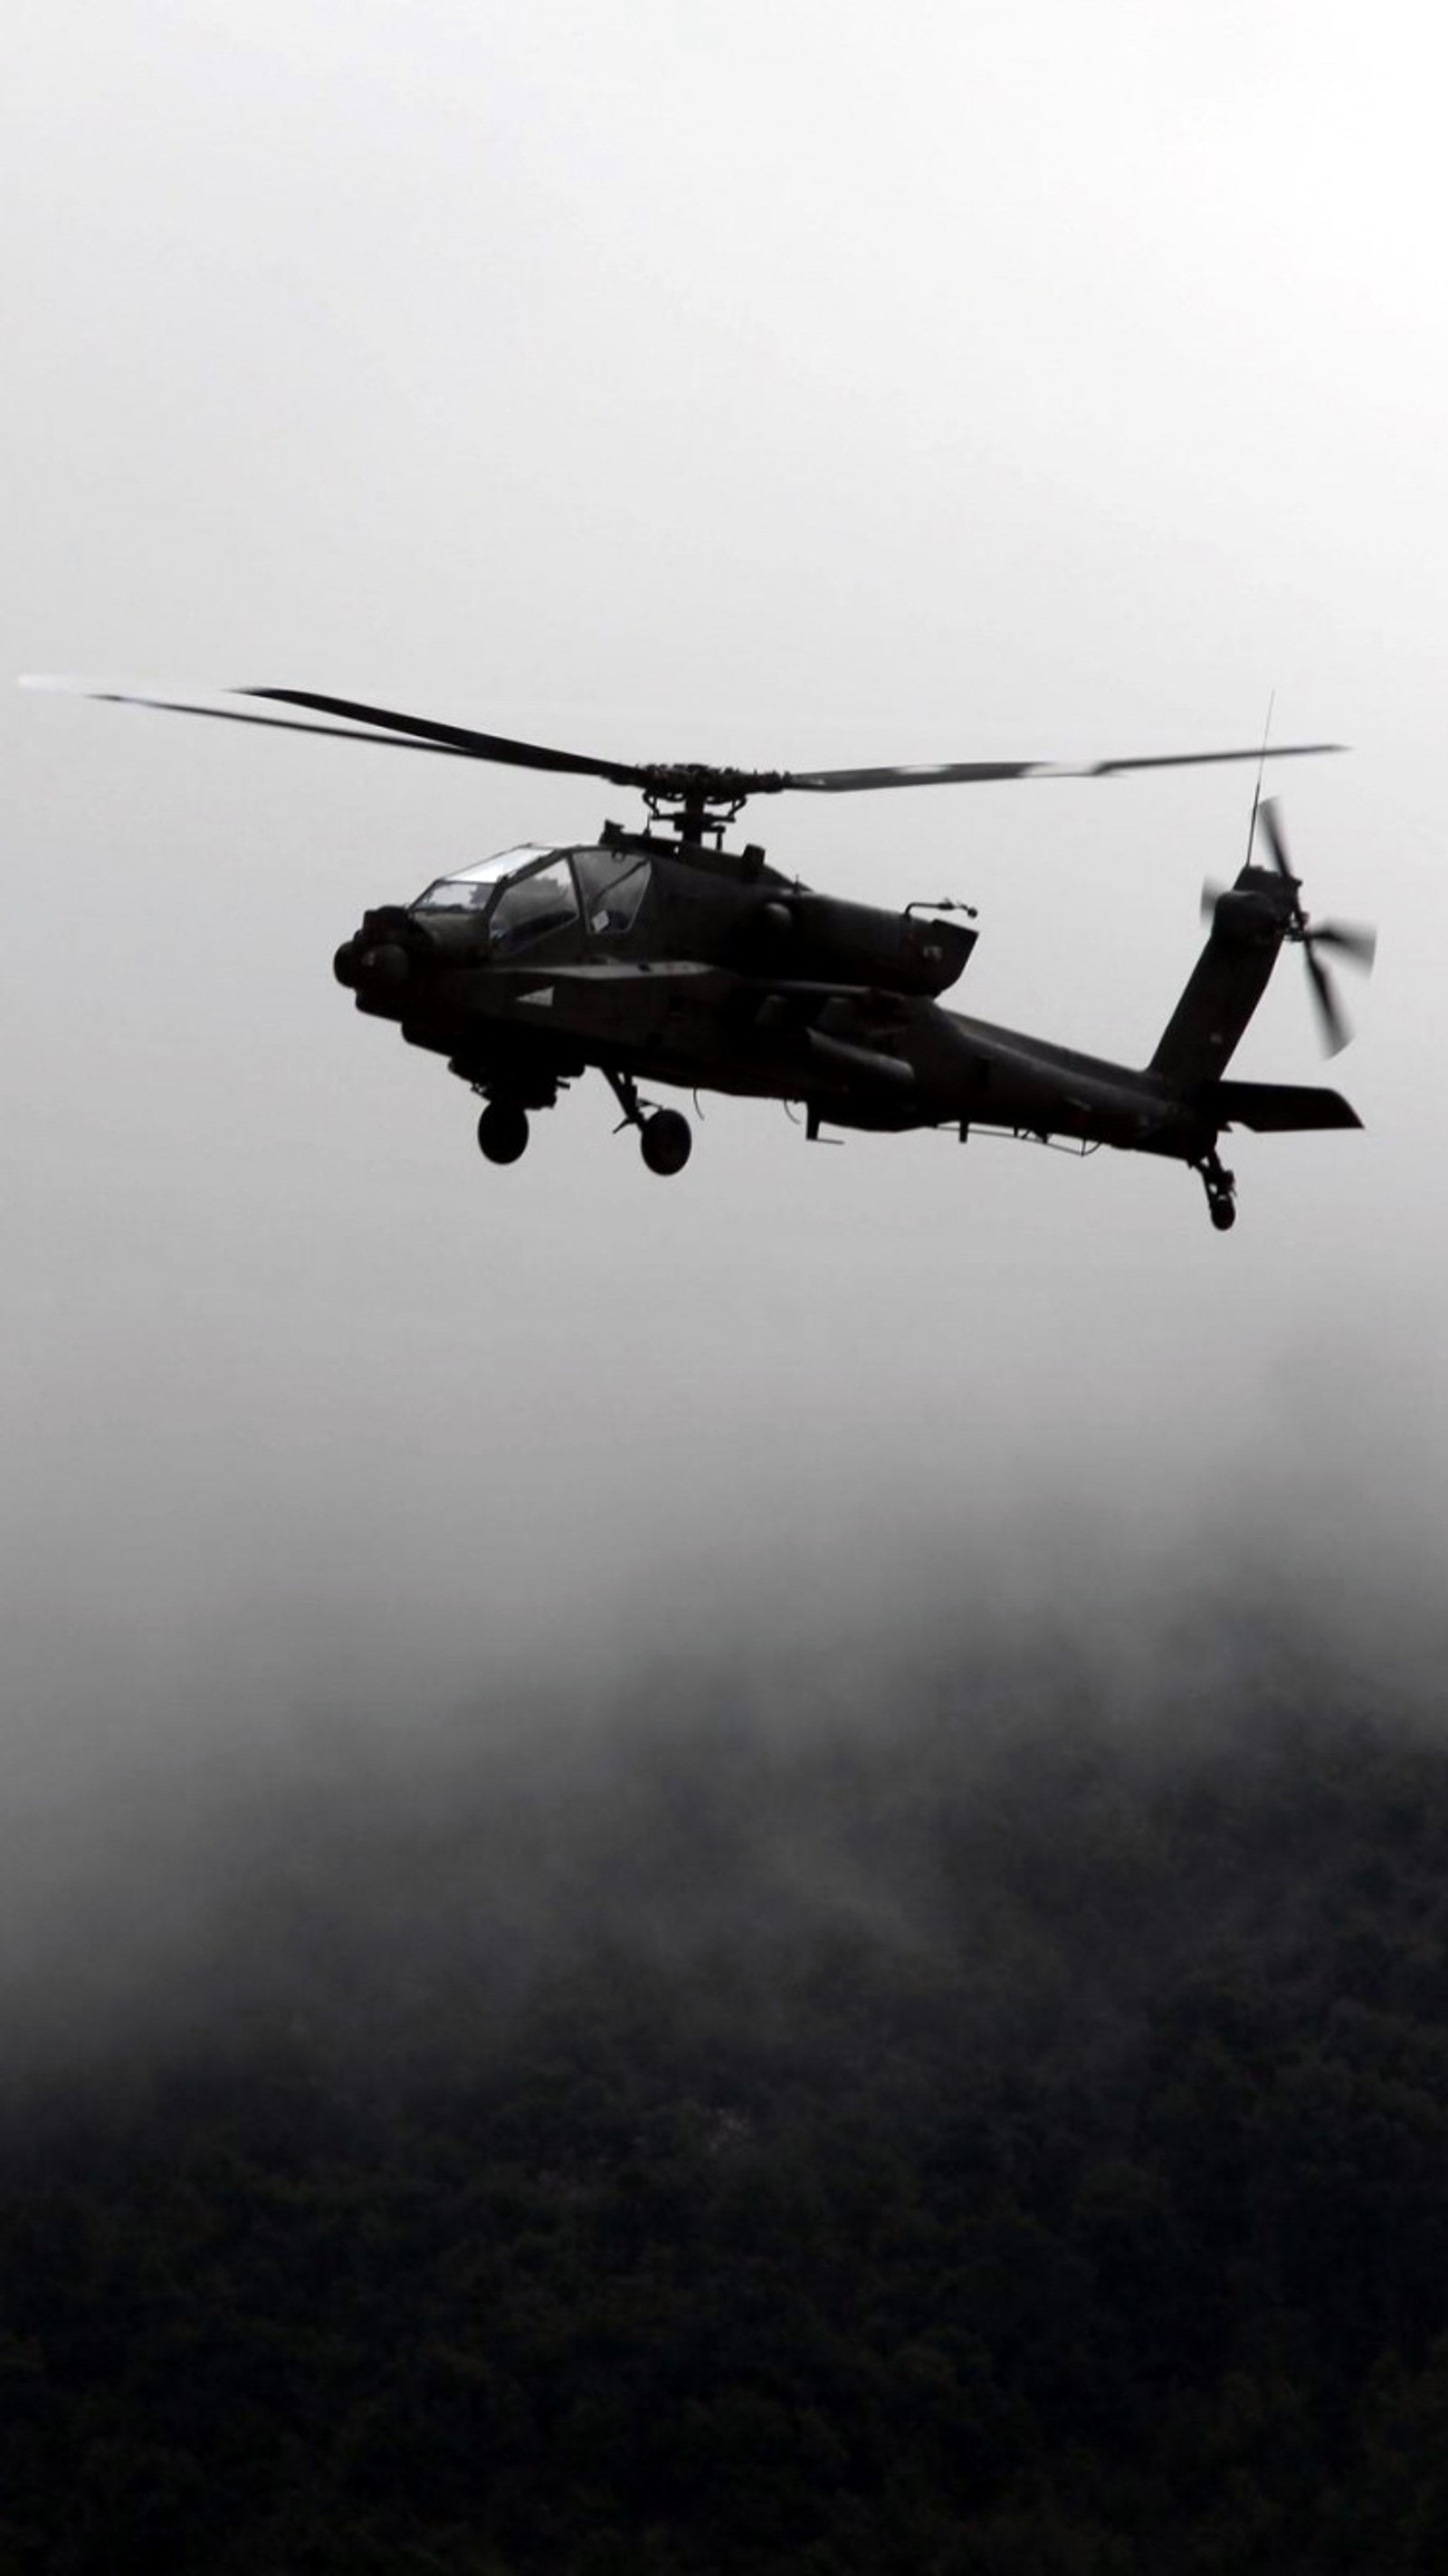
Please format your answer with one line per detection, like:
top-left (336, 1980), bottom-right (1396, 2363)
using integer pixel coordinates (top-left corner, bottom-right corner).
top-left (5, 1639), bottom-right (1448, 2572)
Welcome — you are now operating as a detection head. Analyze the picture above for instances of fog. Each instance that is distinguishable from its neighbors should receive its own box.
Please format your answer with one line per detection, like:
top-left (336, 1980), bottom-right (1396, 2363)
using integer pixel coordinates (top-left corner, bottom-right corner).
top-left (3, 1466), bottom-right (1443, 2093)
top-left (5, 1), bottom-right (1448, 2082)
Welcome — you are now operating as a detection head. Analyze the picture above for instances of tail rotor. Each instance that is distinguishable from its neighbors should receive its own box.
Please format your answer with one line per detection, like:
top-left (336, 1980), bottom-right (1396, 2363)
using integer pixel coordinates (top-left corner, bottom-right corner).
top-left (1254, 797), bottom-right (1377, 1057)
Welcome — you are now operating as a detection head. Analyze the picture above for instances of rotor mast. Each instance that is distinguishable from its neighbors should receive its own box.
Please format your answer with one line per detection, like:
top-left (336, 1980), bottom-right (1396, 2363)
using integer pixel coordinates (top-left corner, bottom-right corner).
top-left (641, 766), bottom-right (776, 846)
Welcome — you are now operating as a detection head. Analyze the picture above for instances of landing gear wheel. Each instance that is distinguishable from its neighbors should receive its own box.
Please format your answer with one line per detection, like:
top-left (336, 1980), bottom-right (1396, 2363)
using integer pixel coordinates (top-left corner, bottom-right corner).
top-left (477, 1101), bottom-right (529, 1165)
top-left (1194, 1148), bottom-right (1237, 1234)
top-left (640, 1109), bottom-right (691, 1178)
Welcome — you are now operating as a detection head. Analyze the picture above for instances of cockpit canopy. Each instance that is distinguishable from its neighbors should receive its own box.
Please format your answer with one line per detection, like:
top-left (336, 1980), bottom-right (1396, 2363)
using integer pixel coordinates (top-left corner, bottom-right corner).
top-left (413, 844), bottom-right (653, 953)
top-left (414, 844), bottom-right (557, 912)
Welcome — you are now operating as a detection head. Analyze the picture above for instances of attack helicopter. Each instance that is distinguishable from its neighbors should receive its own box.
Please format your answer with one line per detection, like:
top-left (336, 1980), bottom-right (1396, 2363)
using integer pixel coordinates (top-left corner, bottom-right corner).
top-left (28, 680), bottom-right (1375, 1230)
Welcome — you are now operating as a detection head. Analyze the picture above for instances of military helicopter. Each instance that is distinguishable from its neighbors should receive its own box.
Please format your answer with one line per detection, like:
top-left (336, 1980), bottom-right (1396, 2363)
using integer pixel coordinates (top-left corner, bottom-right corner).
top-left (29, 680), bottom-right (1375, 1230)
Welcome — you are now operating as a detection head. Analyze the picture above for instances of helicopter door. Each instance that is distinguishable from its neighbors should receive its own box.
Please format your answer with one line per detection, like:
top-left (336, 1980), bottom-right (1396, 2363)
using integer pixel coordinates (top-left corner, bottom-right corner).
top-left (575, 847), bottom-right (653, 943)
top-left (486, 857), bottom-right (583, 957)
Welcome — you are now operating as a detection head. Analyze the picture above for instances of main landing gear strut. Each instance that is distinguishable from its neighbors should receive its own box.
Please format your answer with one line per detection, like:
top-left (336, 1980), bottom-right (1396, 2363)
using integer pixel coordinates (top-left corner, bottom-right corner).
top-left (474, 1074), bottom-right (692, 1175)
top-left (604, 1069), bottom-right (693, 1177)
top-left (1193, 1147), bottom-right (1237, 1233)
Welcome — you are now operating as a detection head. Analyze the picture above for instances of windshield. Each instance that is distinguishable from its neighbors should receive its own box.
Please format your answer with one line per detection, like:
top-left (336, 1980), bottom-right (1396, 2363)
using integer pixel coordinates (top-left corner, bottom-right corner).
top-left (414, 845), bottom-right (557, 911)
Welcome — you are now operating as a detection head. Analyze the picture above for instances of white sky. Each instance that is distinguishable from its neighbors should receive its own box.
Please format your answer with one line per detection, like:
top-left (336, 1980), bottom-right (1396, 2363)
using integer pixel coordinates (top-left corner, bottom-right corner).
top-left (5, 0), bottom-right (1447, 1766)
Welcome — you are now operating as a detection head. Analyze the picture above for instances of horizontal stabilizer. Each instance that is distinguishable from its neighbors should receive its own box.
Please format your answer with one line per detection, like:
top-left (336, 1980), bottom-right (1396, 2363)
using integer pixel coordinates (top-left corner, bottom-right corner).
top-left (1210, 1081), bottom-right (1361, 1133)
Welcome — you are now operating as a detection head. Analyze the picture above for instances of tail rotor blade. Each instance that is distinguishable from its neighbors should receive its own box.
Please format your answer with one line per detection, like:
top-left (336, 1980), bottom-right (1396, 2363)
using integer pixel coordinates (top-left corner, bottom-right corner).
top-left (1310, 919), bottom-right (1377, 971)
top-left (1303, 943), bottom-right (1351, 1055)
top-left (1258, 796), bottom-right (1295, 886)
top-left (1225, 790), bottom-right (1371, 1050)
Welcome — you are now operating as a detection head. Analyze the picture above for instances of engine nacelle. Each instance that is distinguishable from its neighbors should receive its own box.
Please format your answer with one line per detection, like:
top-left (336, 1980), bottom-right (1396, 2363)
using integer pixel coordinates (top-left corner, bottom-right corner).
top-left (767, 892), bottom-right (976, 996)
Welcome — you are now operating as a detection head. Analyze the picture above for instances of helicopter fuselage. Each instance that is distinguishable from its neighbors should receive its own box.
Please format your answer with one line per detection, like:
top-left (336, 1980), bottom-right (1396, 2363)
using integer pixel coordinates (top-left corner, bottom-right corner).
top-left (336, 826), bottom-right (1236, 1167)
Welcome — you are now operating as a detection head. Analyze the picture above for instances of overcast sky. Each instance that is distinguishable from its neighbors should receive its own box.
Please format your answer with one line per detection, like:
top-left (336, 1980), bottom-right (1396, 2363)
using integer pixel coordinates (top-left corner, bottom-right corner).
top-left (6, 0), bottom-right (1448, 1829)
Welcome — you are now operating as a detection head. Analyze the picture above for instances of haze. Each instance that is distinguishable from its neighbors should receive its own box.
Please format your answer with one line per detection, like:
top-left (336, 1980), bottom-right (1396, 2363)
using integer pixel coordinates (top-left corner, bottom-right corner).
top-left (5, 0), bottom-right (1447, 2013)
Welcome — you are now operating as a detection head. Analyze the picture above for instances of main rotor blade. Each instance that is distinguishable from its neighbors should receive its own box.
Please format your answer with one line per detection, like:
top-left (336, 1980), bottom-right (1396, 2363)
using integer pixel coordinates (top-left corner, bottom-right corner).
top-left (21, 678), bottom-right (653, 787)
top-left (22, 680), bottom-right (1345, 802)
top-left (33, 686), bottom-right (502, 758)
top-left (246, 687), bottom-right (652, 785)
top-left (1303, 943), bottom-right (1351, 1055)
top-left (778, 745), bottom-right (1345, 794)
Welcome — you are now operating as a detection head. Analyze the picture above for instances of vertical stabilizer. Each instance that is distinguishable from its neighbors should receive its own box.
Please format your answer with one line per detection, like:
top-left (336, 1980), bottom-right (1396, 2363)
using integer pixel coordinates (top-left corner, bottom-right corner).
top-left (1149, 864), bottom-right (1290, 1087)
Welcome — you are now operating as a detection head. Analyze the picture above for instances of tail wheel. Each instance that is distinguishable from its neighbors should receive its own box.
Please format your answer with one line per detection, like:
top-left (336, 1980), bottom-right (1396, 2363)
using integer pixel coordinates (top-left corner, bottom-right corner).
top-left (640, 1109), bottom-right (691, 1177)
top-left (477, 1101), bottom-right (529, 1165)
top-left (1194, 1147), bottom-right (1237, 1233)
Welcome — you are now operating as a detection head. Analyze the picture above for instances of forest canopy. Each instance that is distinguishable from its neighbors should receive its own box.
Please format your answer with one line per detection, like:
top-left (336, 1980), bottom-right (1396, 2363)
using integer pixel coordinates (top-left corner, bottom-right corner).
top-left (5, 1598), bottom-right (1448, 2573)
